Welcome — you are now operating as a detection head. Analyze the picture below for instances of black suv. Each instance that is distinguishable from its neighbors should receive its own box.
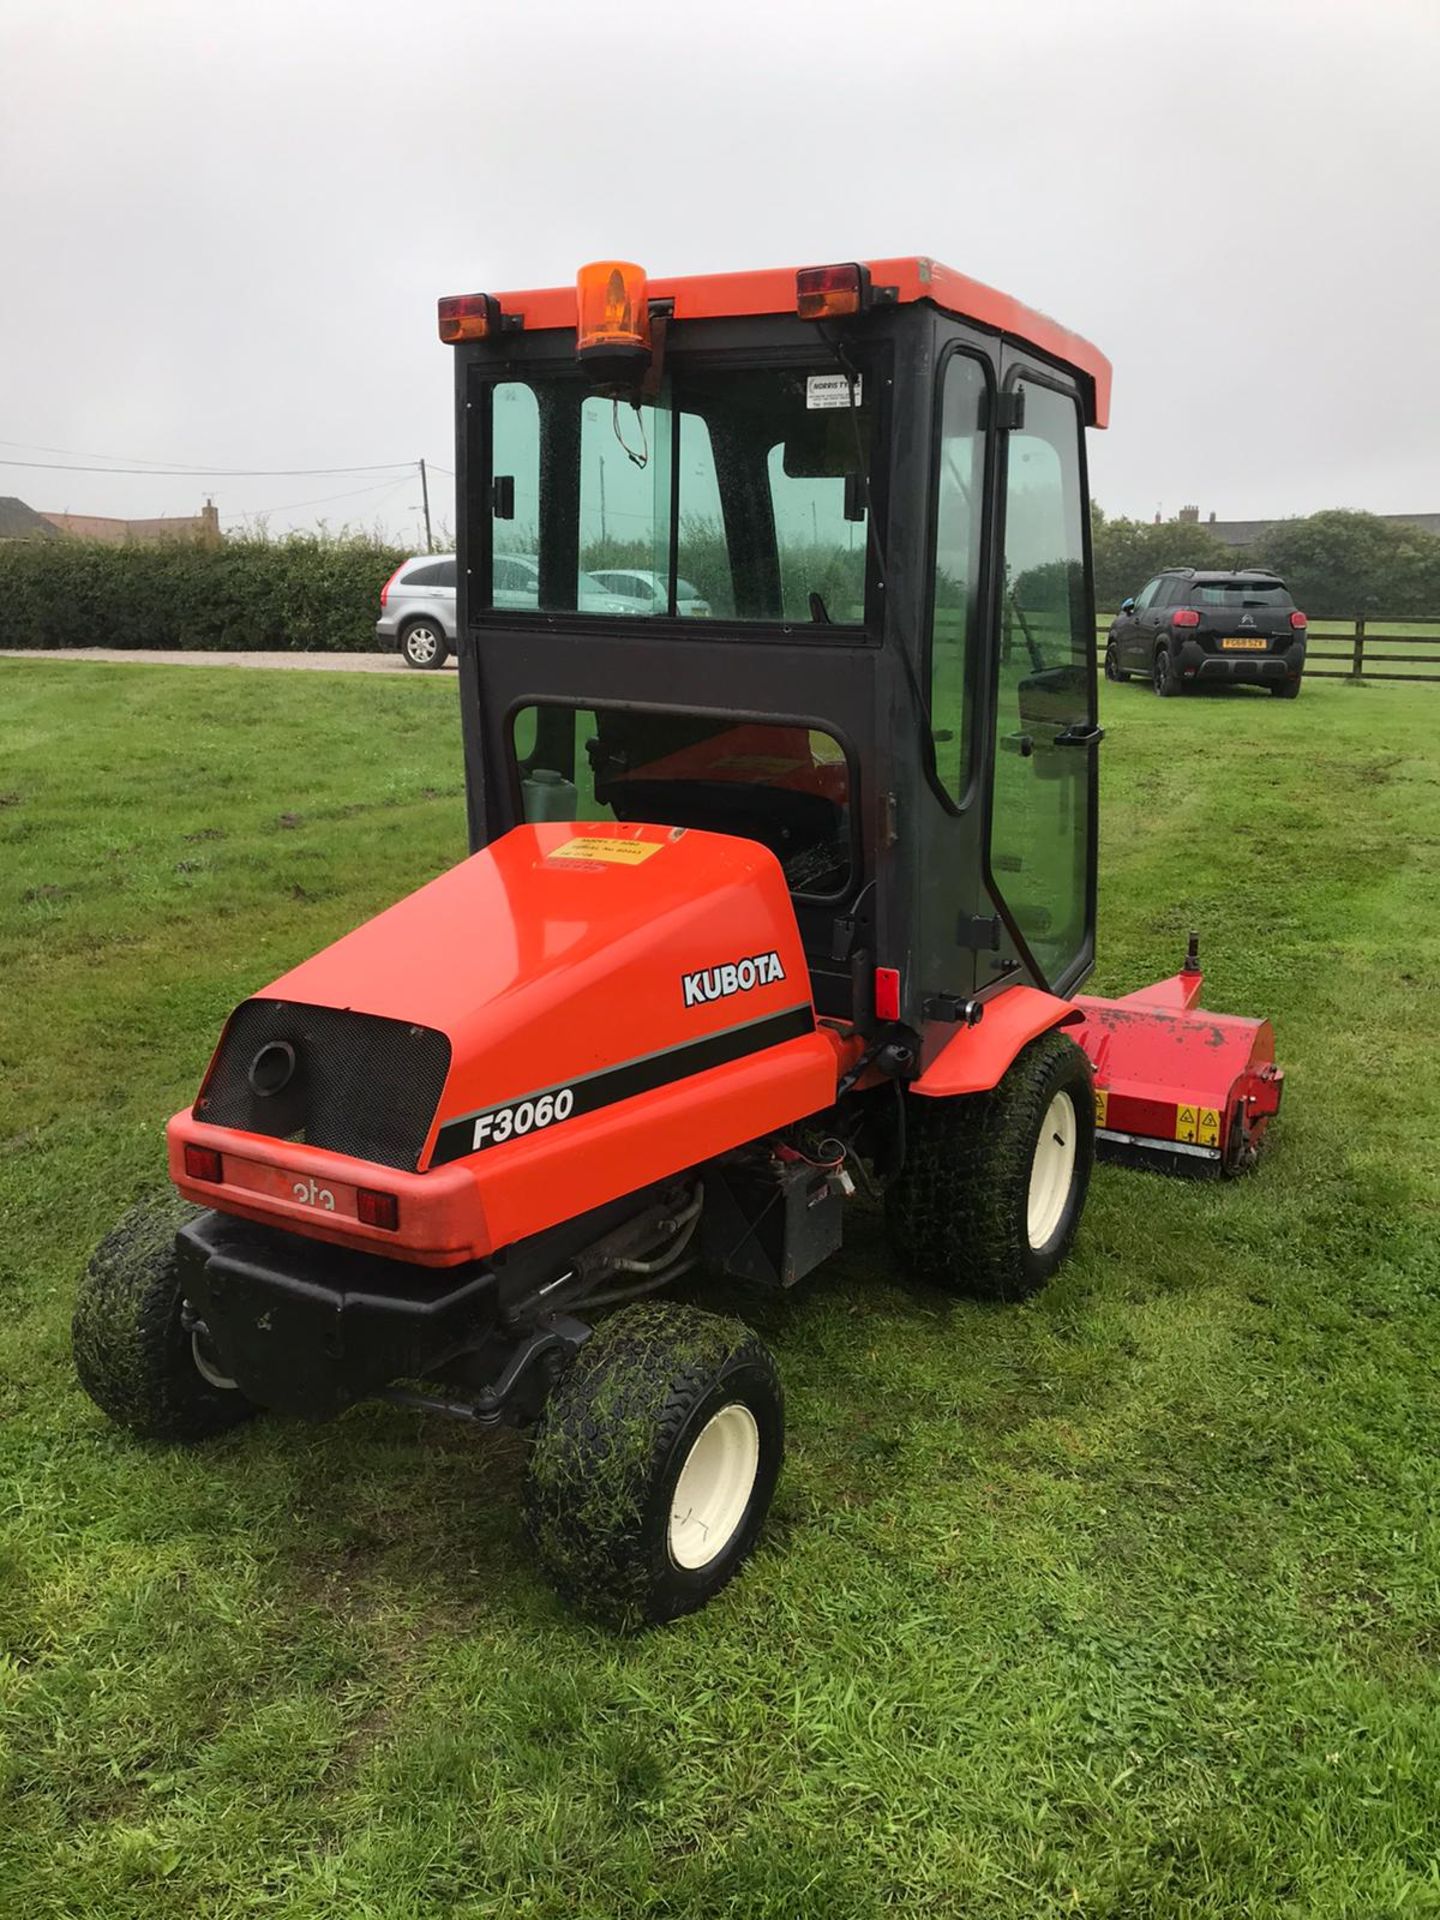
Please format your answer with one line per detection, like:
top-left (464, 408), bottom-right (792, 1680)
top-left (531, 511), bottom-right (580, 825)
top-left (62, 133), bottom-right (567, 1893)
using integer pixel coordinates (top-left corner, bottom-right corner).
top-left (1106, 569), bottom-right (1307, 698)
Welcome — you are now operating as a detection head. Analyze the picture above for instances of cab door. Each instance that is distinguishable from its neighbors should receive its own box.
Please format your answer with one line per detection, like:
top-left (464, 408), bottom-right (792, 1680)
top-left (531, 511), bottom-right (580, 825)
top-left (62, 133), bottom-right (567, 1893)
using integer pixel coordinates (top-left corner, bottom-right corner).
top-left (986, 361), bottom-right (1100, 996)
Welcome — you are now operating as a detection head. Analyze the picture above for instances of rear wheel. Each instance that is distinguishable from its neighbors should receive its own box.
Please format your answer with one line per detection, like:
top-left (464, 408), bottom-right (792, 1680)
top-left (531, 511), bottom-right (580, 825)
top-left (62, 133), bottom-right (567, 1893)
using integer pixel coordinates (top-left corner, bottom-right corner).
top-left (1153, 644), bottom-right (1181, 697)
top-left (1104, 643), bottom-right (1129, 683)
top-left (524, 1301), bottom-right (783, 1627)
top-left (400, 620), bottom-right (448, 670)
top-left (72, 1193), bottom-right (258, 1442)
top-left (1270, 677), bottom-right (1301, 698)
top-left (886, 1030), bottom-right (1095, 1302)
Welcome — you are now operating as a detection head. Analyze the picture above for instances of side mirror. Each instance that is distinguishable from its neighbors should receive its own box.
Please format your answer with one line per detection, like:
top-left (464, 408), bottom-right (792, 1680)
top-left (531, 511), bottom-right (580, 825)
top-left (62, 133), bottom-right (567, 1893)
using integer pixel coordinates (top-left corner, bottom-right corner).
top-left (1119, 596), bottom-right (1135, 614)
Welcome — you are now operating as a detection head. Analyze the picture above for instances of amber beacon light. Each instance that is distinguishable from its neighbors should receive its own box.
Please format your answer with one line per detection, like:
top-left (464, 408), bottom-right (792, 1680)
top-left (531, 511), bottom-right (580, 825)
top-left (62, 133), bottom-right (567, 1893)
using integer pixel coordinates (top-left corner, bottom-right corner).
top-left (576, 261), bottom-right (652, 369)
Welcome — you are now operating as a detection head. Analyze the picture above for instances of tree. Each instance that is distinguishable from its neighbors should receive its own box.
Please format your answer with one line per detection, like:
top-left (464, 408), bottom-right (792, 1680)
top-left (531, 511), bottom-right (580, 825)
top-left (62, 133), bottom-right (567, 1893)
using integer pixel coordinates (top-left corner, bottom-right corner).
top-left (1089, 508), bottom-right (1232, 612)
top-left (1252, 510), bottom-right (1440, 618)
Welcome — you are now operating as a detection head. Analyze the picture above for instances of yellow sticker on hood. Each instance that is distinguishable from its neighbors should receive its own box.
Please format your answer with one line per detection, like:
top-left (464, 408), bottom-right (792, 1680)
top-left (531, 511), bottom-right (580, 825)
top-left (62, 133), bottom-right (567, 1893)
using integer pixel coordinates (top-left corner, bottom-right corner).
top-left (548, 836), bottom-right (662, 866)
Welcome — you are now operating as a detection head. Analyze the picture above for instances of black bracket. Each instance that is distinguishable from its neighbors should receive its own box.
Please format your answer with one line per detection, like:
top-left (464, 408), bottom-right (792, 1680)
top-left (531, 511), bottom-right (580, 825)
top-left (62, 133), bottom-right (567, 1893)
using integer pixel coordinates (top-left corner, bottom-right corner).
top-left (994, 389), bottom-right (1026, 431)
top-left (922, 994), bottom-right (984, 1026)
top-left (957, 913), bottom-right (1001, 952)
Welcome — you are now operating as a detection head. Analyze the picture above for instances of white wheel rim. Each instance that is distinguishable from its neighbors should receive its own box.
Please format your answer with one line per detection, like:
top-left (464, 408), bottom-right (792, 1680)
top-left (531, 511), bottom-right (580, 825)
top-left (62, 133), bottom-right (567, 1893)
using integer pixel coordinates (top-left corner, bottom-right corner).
top-left (408, 628), bottom-right (438, 661)
top-left (668, 1402), bottom-right (760, 1570)
top-left (1027, 1089), bottom-right (1078, 1250)
top-left (191, 1329), bottom-right (238, 1391)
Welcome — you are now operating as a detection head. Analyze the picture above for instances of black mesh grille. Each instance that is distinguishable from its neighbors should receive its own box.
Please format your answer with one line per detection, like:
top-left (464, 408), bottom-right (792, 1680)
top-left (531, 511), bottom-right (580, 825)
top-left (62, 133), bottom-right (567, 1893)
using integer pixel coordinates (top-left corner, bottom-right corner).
top-left (194, 999), bottom-right (453, 1172)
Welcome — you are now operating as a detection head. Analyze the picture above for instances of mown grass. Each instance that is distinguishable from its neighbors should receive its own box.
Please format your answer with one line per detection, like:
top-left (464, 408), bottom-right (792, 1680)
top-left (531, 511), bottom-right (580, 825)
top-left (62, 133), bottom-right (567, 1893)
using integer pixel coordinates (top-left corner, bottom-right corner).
top-left (1, 660), bottom-right (1438, 1918)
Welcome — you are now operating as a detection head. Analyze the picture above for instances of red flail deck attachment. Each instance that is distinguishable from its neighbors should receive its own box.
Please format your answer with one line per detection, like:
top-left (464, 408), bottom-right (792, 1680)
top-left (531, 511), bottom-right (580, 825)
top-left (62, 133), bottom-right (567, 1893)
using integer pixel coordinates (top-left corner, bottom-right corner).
top-left (1070, 937), bottom-right (1283, 1176)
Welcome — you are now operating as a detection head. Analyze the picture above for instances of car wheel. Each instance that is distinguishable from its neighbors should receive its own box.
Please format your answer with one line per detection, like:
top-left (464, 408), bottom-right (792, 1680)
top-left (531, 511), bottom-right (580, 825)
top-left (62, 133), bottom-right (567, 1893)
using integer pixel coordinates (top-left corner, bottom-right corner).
top-left (1153, 645), bottom-right (1181, 697)
top-left (524, 1301), bottom-right (783, 1627)
top-left (1104, 643), bottom-right (1129, 683)
top-left (885, 1030), bottom-right (1096, 1302)
top-left (400, 621), bottom-right (448, 670)
top-left (1270, 678), bottom-right (1301, 699)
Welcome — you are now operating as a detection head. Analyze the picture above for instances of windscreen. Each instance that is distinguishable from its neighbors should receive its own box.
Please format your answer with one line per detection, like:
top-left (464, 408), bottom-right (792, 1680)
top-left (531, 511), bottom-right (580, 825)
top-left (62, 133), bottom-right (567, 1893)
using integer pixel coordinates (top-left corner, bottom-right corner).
top-left (1190, 579), bottom-right (1291, 608)
top-left (485, 362), bottom-right (875, 627)
top-left (512, 704), bottom-right (852, 897)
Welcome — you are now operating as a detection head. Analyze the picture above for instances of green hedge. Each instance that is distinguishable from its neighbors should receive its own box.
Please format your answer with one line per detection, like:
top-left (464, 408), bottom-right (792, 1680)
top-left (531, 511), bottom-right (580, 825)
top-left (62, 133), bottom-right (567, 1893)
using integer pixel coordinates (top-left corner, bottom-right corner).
top-left (0, 533), bottom-right (407, 652)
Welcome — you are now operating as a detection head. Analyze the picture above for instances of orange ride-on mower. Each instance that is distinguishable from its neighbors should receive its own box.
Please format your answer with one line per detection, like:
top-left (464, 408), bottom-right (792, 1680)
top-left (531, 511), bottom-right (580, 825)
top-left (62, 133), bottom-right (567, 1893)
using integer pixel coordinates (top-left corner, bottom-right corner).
top-left (73, 257), bottom-right (1283, 1625)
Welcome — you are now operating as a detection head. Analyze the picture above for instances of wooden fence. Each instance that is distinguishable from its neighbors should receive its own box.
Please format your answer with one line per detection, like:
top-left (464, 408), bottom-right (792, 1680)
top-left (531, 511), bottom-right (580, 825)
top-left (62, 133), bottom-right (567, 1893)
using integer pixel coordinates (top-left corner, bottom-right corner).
top-left (1094, 615), bottom-right (1440, 685)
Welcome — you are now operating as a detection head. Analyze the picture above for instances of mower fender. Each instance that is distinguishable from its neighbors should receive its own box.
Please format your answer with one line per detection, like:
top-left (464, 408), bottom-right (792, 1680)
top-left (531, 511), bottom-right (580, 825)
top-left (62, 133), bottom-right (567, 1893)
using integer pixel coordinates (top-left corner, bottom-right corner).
top-left (911, 985), bottom-right (1082, 1098)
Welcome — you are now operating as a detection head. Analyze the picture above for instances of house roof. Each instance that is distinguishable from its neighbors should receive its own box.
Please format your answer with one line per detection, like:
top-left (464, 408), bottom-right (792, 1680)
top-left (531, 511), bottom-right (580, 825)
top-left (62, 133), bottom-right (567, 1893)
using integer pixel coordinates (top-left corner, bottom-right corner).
top-left (0, 496), bottom-right (59, 540)
top-left (1207, 510), bottom-right (1440, 548)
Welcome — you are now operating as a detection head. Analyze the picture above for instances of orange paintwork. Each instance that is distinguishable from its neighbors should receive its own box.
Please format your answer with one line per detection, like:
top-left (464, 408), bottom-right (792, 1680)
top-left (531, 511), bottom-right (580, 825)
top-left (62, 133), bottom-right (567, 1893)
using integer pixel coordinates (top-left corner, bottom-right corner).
top-left (168, 823), bottom-right (840, 1265)
top-left (910, 983), bottom-right (1082, 1097)
top-left (461, 256), bottom-right (1111, 427)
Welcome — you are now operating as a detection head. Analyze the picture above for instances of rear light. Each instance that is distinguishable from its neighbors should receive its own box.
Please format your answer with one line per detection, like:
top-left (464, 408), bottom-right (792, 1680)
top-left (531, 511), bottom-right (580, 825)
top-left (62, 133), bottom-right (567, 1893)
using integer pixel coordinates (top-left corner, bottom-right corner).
top-left (576, 261), bottom-right (651, 365)
top-left (184, 1144), bottom-right (223, 1183)
top-left (1172, 608), bottom-right (1201, 628)
top-left (437, 292), bottom-right (499, 344)
top-left (356, 1187), bottom-right (399, 1231)
top-left (796, 262), bottom-right (872, 321)
top-left (379, 564), bottom-right (404, 611)
top-left (874, 966), bottom-right (901, 1022)
top-left (1290, 610), bottom-right (1308, 629)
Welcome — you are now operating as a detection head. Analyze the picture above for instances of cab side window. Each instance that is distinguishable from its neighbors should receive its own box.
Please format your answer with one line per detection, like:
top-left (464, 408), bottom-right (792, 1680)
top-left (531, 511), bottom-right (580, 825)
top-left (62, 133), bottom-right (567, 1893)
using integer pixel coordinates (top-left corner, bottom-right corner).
top-left (1133, 577), bottom-right (1163, 610)
top-left (929, 352), bottom-right (990, 802)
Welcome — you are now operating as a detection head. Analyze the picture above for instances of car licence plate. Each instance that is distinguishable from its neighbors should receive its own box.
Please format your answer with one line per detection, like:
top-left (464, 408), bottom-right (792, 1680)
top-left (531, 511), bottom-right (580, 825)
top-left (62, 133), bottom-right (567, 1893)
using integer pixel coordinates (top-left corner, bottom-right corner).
top-left (1221, 636), bottom-right (1268, 651)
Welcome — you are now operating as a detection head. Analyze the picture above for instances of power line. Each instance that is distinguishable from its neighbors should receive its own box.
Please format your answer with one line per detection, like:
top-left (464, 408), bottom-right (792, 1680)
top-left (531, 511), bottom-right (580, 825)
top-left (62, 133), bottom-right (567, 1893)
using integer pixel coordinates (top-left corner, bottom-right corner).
top-left (235, 475), bottom-right (415, 518)
top-left (0, 435), bottom-right (270, 472)
top-left (0, 454), bottom-right (415, 478)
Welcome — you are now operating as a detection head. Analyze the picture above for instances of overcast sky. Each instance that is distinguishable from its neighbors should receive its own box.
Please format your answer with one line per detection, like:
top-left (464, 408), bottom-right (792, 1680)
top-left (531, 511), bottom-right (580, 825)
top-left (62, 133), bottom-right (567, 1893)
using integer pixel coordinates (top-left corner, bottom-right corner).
top-left (2, 0), bottom-right (1436, 544)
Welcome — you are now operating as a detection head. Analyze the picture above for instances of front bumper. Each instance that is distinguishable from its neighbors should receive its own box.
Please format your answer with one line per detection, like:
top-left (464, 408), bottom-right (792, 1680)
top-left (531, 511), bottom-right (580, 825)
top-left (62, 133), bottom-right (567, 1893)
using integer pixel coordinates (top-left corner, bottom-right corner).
top-left (177, 1209), bottom-right (497, 1418)
top-left (1176, 639), bottom-right (1304, 684)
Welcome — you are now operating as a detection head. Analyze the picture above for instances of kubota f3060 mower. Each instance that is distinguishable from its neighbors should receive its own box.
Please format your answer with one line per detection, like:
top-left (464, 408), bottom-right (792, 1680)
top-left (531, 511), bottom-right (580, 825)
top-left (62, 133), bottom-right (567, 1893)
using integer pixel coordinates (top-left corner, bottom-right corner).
top-left (74, 257), bottom-right (1283, 1624)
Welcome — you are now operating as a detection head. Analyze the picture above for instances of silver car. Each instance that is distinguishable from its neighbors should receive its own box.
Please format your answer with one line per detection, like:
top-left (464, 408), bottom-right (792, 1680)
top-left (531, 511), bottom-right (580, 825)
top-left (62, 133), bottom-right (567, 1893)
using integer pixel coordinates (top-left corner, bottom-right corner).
top-left (589, 568), bottom-right (711, 616)
top-left (376, 554), bottom-right (457, 669)
top-left (377, 552), bottom-right (642, 668)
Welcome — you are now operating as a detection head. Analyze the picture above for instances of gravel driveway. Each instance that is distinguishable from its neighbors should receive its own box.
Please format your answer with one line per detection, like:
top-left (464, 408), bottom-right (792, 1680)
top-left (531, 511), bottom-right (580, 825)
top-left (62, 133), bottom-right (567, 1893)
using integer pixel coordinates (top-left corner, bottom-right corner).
top-left (0, 649), bottom-right (454, 673)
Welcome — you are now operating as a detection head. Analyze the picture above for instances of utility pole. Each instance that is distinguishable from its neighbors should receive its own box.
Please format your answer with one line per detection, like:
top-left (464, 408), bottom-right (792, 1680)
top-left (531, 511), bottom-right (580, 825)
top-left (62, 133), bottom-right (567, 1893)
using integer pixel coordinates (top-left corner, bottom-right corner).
top-left (419, 458), bottom-right (434, 553)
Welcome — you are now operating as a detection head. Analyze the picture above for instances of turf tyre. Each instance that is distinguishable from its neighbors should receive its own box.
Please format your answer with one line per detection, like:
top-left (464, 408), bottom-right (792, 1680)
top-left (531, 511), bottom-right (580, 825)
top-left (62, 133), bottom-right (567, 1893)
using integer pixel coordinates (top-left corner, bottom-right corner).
top-left (886, 1029), bottom-right (1095, 1302)
top-left (72, 1192), bottom-right (258, 1442)
top-left (400, 619), bottom-right (448, 670)
top-left (524, 1301), bottom-right (783, 1627)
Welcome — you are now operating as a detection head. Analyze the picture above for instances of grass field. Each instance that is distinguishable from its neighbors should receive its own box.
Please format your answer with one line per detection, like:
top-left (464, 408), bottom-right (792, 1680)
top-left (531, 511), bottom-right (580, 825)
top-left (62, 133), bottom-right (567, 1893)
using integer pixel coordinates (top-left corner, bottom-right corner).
top-left (2, 661), bottom-right (1438, 1918)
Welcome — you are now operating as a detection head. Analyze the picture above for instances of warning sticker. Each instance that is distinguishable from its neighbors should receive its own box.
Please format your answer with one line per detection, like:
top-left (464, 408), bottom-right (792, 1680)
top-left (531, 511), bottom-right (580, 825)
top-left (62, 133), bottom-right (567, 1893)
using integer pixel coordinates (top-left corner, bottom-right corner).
top-left (1094, 1087), bottom-right (1109, 1127)
top-left (806, 372), bottom-right (863, 410)
top-left (1174, 1104), bottom-right (1221, 1145)
top-left (547, 836), bottom-right (661, 867)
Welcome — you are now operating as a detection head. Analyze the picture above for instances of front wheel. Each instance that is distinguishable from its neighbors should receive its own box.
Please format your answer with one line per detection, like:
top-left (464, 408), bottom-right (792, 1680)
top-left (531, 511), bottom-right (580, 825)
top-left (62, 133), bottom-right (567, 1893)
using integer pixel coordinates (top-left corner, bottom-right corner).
top-left (1104, 642), bottom-right (1129, 683)
top-left (1153, 645), bottom-right (1181, 697)
top-left (886, 1030), bottom-right (1095, 1302)
top-left (72, 1193), bottom-right (259, 1442)
top-left (524, 1302), bottom-right (783, 1627)
top-left (400, 621), bottom-right (448, 670)
top-left (1270, 677), bottom-right (1301, 699)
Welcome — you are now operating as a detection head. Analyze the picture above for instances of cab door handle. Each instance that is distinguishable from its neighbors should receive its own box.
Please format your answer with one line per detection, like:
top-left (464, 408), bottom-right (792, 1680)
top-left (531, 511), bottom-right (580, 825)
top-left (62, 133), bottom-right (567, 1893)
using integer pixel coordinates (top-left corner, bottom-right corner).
top-left (1055, 723), bottom-right (1105, 748)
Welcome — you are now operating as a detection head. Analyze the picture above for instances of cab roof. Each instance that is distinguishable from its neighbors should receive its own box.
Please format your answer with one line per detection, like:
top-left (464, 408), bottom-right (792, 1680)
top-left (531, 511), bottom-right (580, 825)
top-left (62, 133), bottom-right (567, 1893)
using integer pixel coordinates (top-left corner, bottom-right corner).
top-left (478, 256), bottom-right (1112, 428)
